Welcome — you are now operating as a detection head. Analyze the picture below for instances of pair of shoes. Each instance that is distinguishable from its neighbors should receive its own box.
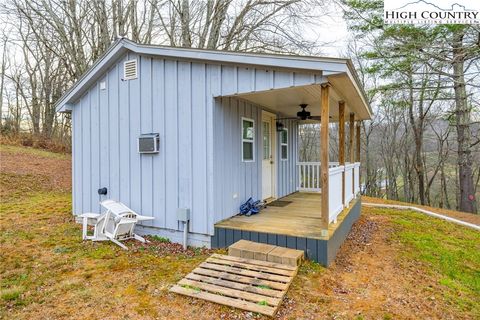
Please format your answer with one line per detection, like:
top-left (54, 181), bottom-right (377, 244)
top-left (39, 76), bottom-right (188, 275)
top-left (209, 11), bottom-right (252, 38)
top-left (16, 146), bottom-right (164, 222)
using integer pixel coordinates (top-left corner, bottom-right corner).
top-left (239, 198), bottom-right (265, 216)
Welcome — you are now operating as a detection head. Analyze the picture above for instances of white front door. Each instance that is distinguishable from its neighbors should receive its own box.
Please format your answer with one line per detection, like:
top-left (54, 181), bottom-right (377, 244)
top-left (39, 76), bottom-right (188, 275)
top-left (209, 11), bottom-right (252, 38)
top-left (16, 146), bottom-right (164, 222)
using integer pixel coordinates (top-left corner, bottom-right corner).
top-left (262, 112), bottom-right (275, 200)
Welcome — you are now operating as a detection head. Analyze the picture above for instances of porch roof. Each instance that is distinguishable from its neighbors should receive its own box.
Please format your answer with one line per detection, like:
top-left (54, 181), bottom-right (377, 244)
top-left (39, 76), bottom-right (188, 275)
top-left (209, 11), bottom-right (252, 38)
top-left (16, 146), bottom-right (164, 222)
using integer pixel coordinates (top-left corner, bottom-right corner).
top-left (221, 80), bottom-right (371, 122)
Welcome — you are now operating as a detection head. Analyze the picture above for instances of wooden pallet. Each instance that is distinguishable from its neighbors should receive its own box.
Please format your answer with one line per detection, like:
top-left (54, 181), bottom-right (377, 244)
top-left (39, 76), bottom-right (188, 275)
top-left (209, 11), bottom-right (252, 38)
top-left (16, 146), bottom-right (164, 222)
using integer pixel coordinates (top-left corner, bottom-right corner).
top-left (170, 254), bottom-right (298, 317)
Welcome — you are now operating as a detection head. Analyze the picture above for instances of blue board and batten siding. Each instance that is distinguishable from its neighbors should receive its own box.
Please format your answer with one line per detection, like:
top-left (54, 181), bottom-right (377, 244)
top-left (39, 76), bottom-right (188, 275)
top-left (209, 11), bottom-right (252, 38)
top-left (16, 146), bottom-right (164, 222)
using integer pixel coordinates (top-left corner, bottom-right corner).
top-left (71, 51), bottom-right (320, 245)
top-left (212, 98), bottom-right (298, 223)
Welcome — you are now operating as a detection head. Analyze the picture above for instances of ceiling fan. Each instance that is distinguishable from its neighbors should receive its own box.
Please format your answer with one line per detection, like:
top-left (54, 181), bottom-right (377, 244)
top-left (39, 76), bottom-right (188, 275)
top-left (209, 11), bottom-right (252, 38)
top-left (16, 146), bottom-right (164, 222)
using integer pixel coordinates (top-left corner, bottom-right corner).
top-left (276, 104), bottom-right (322, 121)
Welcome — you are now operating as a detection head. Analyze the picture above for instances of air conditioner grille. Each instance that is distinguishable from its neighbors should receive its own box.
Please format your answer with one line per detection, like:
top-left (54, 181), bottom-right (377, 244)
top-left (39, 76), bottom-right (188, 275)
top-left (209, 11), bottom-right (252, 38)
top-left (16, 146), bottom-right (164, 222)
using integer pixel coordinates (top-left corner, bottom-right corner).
top-left (124, 60), bottom-right (138, 80)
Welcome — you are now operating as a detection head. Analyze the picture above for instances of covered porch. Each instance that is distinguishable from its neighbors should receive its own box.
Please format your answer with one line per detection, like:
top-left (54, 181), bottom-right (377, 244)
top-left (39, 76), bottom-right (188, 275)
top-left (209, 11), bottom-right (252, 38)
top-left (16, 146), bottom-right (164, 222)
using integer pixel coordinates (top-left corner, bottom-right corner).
top-left (212, 66), bottom-right (371, 265)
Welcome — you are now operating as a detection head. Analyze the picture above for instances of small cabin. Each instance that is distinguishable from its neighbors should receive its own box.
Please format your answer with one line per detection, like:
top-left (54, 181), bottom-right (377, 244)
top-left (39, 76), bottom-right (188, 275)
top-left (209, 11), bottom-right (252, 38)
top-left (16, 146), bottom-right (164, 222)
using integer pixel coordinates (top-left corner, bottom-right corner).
top-left (56, 38), bottom-right (372, 266)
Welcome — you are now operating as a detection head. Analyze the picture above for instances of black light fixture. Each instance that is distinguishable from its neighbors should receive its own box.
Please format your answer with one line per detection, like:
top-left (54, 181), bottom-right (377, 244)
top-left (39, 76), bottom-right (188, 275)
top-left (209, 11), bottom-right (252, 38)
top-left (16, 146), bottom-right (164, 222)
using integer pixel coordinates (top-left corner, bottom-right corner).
top-left (276, 121), bottom-right (285, 132)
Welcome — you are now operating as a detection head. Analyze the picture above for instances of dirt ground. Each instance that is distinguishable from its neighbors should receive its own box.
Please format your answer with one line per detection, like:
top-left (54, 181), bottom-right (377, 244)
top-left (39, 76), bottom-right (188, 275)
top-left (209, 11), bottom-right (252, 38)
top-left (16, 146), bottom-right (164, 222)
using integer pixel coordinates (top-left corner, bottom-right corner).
top-left (0, 145), bottom-right (71, 194)
top-left (1, 145), bottom-right (479, 320)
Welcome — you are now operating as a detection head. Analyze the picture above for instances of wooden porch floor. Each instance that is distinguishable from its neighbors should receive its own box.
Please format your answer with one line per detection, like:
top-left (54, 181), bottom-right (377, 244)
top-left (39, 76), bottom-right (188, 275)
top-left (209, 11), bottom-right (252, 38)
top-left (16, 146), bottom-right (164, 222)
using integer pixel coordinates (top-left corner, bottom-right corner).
top-left (215, 192), bottom-right (354, 240)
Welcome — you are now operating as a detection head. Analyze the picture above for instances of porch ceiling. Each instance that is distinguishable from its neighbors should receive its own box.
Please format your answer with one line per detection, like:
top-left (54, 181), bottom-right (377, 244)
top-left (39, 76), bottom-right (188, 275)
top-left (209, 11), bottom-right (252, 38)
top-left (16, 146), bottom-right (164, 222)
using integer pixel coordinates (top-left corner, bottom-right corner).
top-left (225, 76), bottom-right (371, 122)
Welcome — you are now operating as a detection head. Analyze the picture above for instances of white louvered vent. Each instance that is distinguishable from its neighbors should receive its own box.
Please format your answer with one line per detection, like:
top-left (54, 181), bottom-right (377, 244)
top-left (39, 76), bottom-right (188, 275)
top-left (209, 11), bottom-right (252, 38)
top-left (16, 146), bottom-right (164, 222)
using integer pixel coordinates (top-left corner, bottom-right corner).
top-left (123, 59), bottom-right (138, 80)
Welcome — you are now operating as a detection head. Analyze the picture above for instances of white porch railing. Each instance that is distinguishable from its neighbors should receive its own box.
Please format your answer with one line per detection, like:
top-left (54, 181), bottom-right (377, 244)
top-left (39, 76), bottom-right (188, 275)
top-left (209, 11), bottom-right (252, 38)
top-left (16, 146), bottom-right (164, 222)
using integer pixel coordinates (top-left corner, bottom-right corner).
top-left (297, 162), bottom-right (321, 192)
top-left (353, 162), bottom-right (361, 194)
top-left (296, 161), bottom-right (361, 225)
top-left (297, 162), bottom-right (340, 192)
top-left (328, 165), bottom-right (344, 223)
top-left (344, 163), bottom-right (355, 206)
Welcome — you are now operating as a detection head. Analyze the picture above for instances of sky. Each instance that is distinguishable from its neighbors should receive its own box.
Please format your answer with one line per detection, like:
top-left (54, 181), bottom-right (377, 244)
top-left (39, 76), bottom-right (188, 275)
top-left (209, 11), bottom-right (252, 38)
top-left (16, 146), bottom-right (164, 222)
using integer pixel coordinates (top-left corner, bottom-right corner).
top-left (301, 2), bottom-right (350, 57)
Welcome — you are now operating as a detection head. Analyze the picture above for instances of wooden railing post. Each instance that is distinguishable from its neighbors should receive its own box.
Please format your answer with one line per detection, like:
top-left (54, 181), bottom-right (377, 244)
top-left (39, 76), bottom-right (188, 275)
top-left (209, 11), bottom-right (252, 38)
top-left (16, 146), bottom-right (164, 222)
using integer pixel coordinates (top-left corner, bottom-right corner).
top-left (338, 101), bottom-right (345, 206)
top-left (321, 84), bottom-right (330, 235)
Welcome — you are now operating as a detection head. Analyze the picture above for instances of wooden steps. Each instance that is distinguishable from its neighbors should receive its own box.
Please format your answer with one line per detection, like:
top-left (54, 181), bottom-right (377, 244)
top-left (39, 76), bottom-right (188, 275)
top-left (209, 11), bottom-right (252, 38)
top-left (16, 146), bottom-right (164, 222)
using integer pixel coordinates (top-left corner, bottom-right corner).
top-left (169, 253), bottom-right (298, 317)
top-left (229, 240), bottom-right (304, 267)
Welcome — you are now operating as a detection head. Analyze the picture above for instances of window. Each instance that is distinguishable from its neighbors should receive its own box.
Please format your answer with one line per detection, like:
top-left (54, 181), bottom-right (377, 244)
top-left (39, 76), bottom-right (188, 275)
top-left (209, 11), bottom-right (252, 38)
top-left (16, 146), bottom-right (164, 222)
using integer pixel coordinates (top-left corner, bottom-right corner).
top-left (262, 121), bottom-right (270, 160)
top-left (281, 128), bottom-right (288, 160)
top-left (242, 118), bottom-right (255, 162)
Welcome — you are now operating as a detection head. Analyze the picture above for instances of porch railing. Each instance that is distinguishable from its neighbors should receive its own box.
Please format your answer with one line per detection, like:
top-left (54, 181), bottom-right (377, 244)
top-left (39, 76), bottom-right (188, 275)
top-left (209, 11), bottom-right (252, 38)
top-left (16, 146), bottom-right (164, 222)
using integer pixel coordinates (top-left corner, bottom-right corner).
top-left (297, 162), bottom-right (339, 192)
top-left (296, 161), bottom-right (361, 224)
top-left (353, 162), bottom-right (361, 194)
top-left (328, 166), bottom-right (344, 223)
top-left (344, 163), bottom-right (355, 206)
top-left (297, 162), bottom-right (320, 192)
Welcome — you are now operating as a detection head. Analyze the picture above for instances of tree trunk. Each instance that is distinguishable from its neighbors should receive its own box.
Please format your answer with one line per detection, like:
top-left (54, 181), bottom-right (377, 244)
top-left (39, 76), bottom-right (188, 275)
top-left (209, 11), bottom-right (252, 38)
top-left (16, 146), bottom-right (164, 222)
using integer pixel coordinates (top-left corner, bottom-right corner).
top-left (452, 29), bottom-right (477, 213)
top-left (407, 71), bottom-right (426, 205)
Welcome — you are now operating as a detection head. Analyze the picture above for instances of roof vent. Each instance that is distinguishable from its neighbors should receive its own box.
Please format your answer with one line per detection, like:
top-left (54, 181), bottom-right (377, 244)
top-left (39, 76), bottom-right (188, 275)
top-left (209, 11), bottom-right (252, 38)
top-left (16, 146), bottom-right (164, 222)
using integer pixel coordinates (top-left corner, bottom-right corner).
top-left (123, 59), bottom-right (138, 80)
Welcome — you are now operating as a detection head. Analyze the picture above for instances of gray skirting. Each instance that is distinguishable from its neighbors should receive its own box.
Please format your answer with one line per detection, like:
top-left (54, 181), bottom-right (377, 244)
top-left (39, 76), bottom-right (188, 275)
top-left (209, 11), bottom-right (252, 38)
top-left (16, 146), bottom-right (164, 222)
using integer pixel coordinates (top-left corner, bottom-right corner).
top-left (211, 198), bottom-right (362, 266)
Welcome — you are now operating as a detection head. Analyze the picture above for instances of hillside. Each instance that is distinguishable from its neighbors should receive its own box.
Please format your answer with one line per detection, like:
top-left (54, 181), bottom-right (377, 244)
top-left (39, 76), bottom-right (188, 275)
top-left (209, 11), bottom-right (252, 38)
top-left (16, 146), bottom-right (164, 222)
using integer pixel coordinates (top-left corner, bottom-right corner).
top-left (1, 144), bottom-right (479, 319)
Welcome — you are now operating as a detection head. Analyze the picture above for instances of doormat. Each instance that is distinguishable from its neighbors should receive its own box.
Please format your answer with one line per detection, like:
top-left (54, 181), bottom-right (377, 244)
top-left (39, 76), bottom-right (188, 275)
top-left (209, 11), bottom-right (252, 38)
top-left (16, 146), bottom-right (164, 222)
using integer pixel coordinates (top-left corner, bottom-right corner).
top-left (267, 200), bottom-right (292, 207)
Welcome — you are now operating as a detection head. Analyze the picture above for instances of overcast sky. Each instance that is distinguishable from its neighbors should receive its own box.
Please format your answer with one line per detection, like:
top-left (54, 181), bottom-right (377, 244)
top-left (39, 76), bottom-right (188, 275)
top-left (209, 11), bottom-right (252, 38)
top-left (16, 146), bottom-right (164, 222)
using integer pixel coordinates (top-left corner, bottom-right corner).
top-left (304, 2), bottom-right (350, 57)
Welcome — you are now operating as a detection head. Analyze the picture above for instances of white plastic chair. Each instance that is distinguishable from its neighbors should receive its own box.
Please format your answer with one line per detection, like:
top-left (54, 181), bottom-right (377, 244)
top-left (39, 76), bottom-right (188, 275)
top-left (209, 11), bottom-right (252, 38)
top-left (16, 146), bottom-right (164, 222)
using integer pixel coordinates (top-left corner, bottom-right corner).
top-left (80, 200), bottom-right (154, 250)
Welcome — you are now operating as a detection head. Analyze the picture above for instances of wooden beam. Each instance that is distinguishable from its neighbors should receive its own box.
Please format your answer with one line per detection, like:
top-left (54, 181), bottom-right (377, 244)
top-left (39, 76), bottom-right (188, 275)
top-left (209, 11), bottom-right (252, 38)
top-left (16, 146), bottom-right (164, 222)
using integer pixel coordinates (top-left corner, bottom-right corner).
top-left (349, 113), bottom-right (355, 195)
top-left (338, 101), bottom-right (345, 206)
top-left (356, 121), bottom-right (361, 162)
top-left (349, 113), bottom-right (355, 163)
top-left (356, 121), bottom-right (361, 190)
top-left (320, 84), bottom-right (330, 233)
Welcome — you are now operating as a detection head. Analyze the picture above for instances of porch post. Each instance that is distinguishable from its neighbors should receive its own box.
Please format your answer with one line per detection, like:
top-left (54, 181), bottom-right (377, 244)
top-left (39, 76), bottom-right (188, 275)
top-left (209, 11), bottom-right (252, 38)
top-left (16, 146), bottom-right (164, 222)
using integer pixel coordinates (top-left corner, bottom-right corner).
top-left (349, 113), bottom-right (355, 163)
top-left (338, 102), bottom-right (345, 206)
top-left (356, 121), bottom-right (362, 191)
top-left (320, 84), bottom-right (330, 235)
top-left (349, 113), bottom-right (355, 195)
top-left (356, 121), bottom-right (361, 162)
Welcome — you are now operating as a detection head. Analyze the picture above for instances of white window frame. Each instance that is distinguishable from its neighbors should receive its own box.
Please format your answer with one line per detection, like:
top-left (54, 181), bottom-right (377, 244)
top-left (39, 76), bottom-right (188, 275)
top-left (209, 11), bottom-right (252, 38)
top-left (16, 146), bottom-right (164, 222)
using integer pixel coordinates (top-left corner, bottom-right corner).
top-left (241, 117), bottom-right (255, 162)
top-left (280, 128), bottom-right (288, 161)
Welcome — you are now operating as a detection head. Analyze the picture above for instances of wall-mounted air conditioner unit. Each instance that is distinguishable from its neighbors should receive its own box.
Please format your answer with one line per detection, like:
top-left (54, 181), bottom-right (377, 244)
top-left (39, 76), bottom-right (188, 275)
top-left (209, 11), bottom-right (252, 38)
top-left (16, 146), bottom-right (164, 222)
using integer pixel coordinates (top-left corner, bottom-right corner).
top-left (138, 133), bottom-right (160, 154)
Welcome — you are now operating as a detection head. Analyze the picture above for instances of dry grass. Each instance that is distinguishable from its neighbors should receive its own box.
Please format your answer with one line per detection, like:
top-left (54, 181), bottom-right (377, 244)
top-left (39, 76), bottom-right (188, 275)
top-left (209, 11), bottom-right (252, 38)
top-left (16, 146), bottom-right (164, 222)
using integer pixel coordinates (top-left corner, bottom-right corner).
top-left (0, 133), bottom-right (70, 154)
top-left (1, 144), bottom-right (479, 319)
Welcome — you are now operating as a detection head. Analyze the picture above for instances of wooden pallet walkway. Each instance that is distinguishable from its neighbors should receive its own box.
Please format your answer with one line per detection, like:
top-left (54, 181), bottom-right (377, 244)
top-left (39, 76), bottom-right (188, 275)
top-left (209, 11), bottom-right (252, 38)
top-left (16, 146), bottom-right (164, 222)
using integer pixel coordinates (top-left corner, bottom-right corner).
top-left (169, 254), bottom-right (298, 317)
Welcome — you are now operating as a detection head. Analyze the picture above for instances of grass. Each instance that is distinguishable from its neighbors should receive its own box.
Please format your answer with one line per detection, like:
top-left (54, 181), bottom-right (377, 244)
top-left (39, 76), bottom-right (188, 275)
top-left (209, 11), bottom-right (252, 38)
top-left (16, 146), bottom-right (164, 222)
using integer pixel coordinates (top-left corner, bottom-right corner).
top-left (255, 285), bottom-right (272, 290)
top-left (0, 144), bottom-right (69, 160)
top-left (369, 207), bottom-right (480, 313)
top-left (180, 284), bottom-right (201, 292)
top-left (0, 286), bottom-right (24, 302)
top-left (150, 235), bottom-right (171, 243)
top-left (0, 185), bottom-right (209, 318)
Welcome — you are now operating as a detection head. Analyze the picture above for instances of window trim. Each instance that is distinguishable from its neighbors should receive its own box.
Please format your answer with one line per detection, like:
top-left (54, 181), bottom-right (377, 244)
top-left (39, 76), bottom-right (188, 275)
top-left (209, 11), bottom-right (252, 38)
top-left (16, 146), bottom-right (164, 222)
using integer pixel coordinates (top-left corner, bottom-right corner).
top-left (280, 128), bottom-right (288, 161)
top-left (241, 117), bottom-right (255, 162)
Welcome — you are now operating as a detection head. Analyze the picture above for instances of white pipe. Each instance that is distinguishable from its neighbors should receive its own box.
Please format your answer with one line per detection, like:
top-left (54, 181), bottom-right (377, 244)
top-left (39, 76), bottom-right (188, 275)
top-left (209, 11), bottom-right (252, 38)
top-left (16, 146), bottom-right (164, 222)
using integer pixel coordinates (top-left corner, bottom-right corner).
top-left (362, 202), bottom-right (480, 231)
top-left (183, 220), bottom-right (189, 250)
